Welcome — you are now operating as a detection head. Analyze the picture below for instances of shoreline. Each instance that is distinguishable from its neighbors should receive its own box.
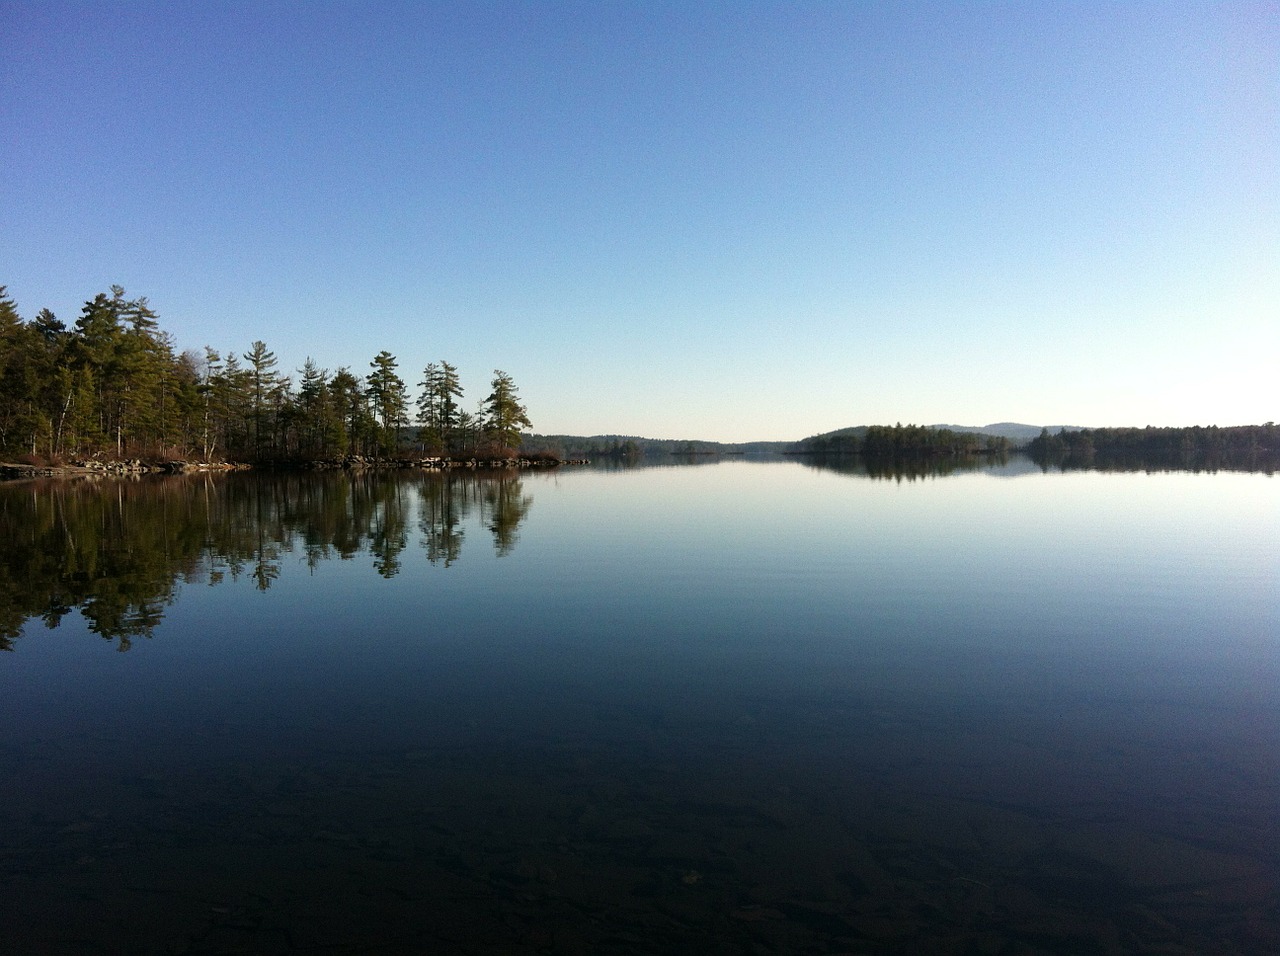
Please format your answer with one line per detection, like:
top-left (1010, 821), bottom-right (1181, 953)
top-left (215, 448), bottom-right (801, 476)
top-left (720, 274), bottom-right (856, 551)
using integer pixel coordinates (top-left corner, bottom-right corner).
top-left (0, 455), bottom-right (591, 481)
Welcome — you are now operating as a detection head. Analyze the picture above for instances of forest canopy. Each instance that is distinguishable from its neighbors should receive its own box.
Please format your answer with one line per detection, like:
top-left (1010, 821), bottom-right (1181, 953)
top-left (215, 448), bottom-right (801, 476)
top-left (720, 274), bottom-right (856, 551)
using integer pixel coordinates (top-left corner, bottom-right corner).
top-left (1026, 424), bottom-right (1277, 465)
top-left (0, 285), bottom-right (531, 463)
top-left (793, 423), bottom-right (1012, 457)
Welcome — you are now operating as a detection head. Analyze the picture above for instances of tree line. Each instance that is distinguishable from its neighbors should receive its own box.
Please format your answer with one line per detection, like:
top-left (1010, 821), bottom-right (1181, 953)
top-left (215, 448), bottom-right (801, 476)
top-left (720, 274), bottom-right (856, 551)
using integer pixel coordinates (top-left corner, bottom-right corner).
top-left (794, 423), bottom-right (1012, 457)
top-left (0, 285), bottom-right (532, 463)
top-left (1027, 424), bottom-right (1278, 468)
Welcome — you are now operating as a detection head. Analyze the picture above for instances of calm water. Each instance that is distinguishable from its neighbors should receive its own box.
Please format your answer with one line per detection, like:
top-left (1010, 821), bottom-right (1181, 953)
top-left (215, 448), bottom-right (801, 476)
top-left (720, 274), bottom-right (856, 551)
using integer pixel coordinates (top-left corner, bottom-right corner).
top-left (1, 458), bottom-right (1276, 955)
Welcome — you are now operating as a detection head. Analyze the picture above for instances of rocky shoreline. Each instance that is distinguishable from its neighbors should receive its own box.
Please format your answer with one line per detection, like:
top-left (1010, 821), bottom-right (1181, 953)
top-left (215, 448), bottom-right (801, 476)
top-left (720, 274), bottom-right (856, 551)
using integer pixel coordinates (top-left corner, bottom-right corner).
top-left (0, 459), bottom-right (243, 480)
top-left (0, 456), bottom-right (590, 481)
top-left (299, 454), bottom-right (590, 471)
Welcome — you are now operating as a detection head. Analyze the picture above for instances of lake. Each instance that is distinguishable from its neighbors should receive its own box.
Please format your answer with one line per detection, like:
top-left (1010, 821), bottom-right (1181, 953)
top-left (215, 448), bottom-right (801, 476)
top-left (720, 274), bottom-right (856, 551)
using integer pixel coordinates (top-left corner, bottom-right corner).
top-left (1, 457), bottom-right (1276, 954)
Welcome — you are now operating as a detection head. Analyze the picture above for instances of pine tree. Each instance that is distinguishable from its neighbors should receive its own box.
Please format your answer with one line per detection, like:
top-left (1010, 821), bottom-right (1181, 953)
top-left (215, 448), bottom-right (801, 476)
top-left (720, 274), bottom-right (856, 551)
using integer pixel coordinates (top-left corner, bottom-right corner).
top-left (416, 360), bottom-right (464, 453)
top-left (0, 288), bottom-right (25, 454)
top-left (366, 351), bottom-right (408, 456)
top-left (244, 341), bottom-right (279, 459)
top-left (211, 352), bottom-right (253, 459)
top-left (297, 358), bottom-right (334, 458)
top-left (482, 370), bottom-right (531, 451)
top-left (329, 368), bottom-right (370, 457)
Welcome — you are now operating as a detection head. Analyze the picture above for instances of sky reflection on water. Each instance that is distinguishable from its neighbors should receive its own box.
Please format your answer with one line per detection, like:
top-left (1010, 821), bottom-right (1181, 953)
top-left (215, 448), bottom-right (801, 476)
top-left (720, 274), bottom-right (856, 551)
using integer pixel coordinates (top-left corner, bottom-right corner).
top-left (1, 459), bottom-right (1276, 954)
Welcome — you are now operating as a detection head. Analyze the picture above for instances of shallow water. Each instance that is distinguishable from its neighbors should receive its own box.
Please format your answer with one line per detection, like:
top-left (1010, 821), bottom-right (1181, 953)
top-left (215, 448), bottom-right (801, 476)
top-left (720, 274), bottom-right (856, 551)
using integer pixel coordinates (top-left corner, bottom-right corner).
top-left (1, 458), bottom-right (1276, 954)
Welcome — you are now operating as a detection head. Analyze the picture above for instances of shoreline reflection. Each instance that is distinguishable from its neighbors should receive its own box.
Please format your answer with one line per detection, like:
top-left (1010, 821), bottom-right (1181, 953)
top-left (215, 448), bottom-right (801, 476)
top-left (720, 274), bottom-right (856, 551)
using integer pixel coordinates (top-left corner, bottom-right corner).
top-left (0, 471), bottom-right (534, 648)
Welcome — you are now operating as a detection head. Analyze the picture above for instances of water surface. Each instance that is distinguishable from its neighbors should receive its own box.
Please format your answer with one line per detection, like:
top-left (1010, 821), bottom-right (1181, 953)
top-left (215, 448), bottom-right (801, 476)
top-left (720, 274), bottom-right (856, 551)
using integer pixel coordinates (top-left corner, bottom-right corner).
top-left (1, 459), bottom-right (1276, 954)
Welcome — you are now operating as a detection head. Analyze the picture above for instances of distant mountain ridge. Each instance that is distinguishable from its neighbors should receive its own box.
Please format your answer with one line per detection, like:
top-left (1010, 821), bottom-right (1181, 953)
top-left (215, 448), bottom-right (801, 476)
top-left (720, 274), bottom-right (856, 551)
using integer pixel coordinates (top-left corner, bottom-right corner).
top-left (525, 424), bottom-right (1086, 458)
top-left (796, 423), bottom-right (1085, 448)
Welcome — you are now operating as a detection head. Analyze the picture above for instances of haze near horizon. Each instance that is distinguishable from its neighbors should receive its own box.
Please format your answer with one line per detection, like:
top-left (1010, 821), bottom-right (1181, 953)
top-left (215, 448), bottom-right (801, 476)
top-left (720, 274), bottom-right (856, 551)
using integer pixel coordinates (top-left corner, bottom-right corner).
top-left (3, 1), bottom-right (1275, 442)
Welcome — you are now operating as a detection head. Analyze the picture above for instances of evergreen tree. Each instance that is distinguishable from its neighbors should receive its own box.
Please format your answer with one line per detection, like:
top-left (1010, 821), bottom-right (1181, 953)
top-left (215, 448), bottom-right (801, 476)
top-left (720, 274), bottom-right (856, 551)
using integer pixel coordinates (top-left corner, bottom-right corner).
top-left (416, 360), bottom-right (464, 453)
top-left (211, 351), bottom-right (253, 459)
top-left (329, 367), bottom-right (370, 456)
top-left (33, 308), bottom-right (65, 343)
top-left (30, 309), bottom-right (74, 457)
top-left (0, 286), bottom-right (19, 336)
top-left (296, 358), bottom-right (338, 458)
top-left (109, 286), bottom-right (173, 455)
top-left (0, 292), bottom-right (67, 456)
top-left (71, 291), bottom-right (128, 453)
top-left (0, 282), bottom-right (549, 463)
top-left (0, 288), bottom-right (25, 453)
top-left (244, 341), bottom-right (280, 459)
top-left (482, 369), bottom-right (531, 450)
top-left (366, 351), bottom-right (408, 456)
top-left (168, 350), bottom-right (203, 458)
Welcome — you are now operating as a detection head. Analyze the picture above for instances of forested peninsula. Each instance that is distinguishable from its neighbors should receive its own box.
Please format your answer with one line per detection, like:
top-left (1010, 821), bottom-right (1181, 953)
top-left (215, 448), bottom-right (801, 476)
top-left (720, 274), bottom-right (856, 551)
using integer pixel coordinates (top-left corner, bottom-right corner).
top-left (0, 285), bottom-right (548, 471)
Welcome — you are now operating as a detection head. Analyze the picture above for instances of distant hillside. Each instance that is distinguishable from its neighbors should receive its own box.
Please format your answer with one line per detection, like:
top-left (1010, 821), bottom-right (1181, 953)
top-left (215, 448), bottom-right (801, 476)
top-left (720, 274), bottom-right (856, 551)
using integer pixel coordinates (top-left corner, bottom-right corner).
top-left (792, 423), bottom-right (1014, 456)
top-left (797, 423), bottom-right (1085, 449)
top-left (522, 424), bottom-right (1086, 460)
top-left (522, 433), bottom-right (792, 459)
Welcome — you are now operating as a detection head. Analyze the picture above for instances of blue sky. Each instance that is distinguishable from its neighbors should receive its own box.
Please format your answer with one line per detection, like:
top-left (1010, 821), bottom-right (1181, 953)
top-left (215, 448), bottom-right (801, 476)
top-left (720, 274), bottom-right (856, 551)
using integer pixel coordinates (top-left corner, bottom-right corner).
top-left (3, 1), bottom-right (1275, 441)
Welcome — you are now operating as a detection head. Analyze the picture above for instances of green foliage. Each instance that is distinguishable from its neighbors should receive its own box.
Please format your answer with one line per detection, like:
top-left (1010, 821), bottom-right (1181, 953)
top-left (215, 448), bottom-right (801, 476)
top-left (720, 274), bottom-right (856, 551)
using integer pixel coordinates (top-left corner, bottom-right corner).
top-left (243, 340), bottom-right (281, 459)
top-left (0, 282), bottom-right (535, 464)
top-left (329, 368), bottom-right (372, 458)
top-left (295, 358), bottom-right (345, 459)
top-left (1028, 425), bottom-right (1278, 470)
top-left (795, 424), bottom-right (1009, 457)
top-left (366, 351), bottom-right (409, 456)
top-left (482, 369), bottom-right (531, 451)
top-left (416, 361), bottom-right (464, 453)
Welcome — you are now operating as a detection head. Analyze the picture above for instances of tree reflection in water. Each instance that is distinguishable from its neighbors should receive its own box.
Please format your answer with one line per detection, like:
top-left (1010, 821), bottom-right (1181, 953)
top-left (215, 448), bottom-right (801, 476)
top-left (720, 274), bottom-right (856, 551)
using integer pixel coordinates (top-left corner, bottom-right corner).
top-left (0, 470), bottom-right (534, 649)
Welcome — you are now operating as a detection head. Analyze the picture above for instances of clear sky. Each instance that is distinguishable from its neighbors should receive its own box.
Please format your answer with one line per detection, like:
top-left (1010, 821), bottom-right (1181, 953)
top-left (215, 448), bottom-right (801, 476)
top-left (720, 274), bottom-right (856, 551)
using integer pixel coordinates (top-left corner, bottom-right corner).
top-left (3, 1), bottom-right (1276, 441)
